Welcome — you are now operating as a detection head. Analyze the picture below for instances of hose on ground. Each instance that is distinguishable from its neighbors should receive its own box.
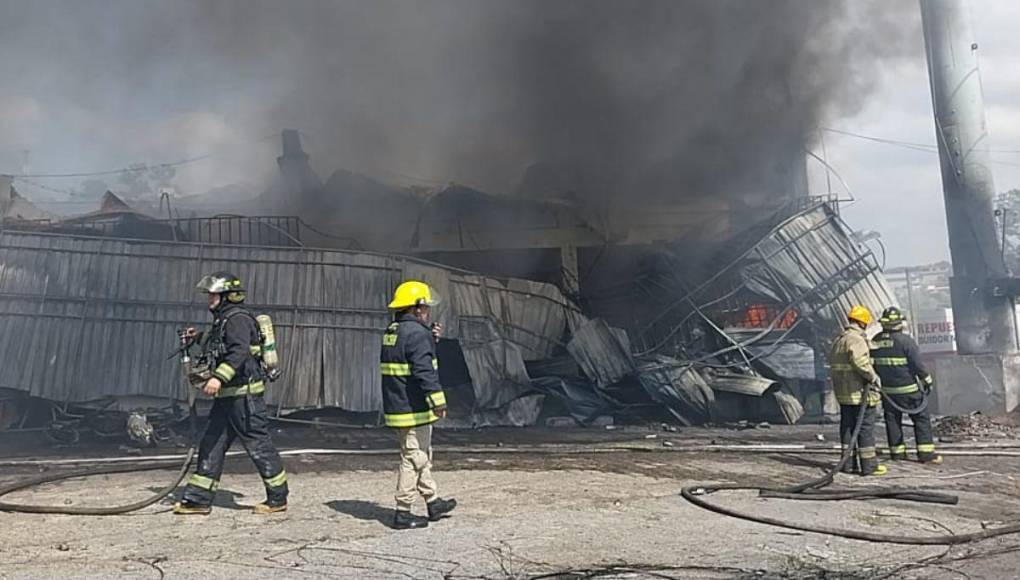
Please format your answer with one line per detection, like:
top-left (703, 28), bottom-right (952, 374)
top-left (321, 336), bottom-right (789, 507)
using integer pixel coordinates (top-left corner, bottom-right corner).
top-left (680, 386), bottom-right (1020, 545)
top-left (0, 448), bottom-right (195, 515)
top-left (0, 398), bottom-right (198, 516)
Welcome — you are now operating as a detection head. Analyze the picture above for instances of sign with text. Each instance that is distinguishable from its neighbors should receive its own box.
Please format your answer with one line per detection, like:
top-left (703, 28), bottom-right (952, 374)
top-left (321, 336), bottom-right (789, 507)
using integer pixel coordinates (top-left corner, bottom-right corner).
top-left (915, 309), bottom-right (956, 354)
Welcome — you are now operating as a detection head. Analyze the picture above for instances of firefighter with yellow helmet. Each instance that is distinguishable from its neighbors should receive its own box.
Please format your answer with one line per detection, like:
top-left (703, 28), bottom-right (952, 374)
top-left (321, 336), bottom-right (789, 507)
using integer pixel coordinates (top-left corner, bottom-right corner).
top-left (380, 280), bottom-right (457, 529)
top-left (829, 305), bottom-right (887, 476)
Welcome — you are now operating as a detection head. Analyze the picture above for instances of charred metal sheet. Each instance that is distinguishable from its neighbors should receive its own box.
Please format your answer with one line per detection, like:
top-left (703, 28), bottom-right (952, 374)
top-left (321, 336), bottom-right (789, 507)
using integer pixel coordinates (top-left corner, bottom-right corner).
top-left (529, 376), bottom-right (610, 425)
top-left (635, 355), bottom-right (715, 425)
top-left (743, 340), bottom-right (817, 381)
top-left (707, 373), bottom-right (776, 396)
top-left (773, 390), bottom-right (805, 425)
top-left (444, 393), bottom-right (545, 429)
top-left (567, 319), bottom-right (635, 388)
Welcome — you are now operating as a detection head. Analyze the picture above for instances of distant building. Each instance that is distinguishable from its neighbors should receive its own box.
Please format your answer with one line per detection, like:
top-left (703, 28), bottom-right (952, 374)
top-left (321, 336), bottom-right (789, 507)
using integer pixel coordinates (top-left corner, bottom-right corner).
top-left (0, 176), bottom-right (52, 223)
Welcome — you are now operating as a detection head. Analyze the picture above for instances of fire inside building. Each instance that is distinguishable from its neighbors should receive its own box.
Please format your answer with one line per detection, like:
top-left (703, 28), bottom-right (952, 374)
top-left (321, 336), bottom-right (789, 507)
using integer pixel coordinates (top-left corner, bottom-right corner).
top-left (5, 1), bottom-right (1020, 574)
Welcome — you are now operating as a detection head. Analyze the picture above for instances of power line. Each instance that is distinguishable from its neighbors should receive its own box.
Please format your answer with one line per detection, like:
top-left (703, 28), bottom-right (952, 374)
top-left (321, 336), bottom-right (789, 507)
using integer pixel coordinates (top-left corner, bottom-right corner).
top-left (6, 154), bottom-right (215, 179)
top-left (14, 178), bottom-right (77, 198)
top-left (823, 127), bottom-right (1020, 155)
top-left (822, 127), bottom-right (938, 152)
top-left (3, 132), bottom-right (281, 180)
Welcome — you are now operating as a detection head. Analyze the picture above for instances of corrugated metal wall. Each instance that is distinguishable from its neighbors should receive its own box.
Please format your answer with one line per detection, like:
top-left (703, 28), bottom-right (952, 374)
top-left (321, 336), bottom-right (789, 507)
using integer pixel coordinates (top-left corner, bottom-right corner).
top-left (0, 231), bottom-right (576, 410)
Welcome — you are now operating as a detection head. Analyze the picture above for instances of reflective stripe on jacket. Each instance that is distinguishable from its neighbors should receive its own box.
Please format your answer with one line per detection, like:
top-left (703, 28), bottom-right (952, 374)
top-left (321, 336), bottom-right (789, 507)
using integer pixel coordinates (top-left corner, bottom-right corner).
top-left (830, 325), bottom-right (881, 406)
top-left (380, 313), bottom-right (445, 428)
top-left (871, 330), bottom-right (932, 395)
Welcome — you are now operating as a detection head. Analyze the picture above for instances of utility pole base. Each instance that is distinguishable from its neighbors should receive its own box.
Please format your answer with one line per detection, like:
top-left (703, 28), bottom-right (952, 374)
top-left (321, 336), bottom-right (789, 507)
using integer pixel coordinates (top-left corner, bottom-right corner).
top-left (934, 354), bottom-right (1020, 416)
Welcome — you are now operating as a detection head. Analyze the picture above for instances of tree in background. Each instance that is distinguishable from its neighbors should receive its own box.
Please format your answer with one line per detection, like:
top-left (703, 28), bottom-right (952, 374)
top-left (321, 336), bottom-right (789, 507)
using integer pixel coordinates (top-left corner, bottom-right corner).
top-left (994, 189), bottom-right (1020, 275)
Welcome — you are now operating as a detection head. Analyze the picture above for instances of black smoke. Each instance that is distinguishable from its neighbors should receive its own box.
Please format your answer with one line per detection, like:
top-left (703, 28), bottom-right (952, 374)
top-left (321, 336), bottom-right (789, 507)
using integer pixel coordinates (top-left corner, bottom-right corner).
top-left (0, 0), bottom-right (919, 205)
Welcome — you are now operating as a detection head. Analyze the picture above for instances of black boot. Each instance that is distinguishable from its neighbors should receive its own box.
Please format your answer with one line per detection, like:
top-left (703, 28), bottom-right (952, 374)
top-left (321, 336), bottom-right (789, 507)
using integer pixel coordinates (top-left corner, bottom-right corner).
top-left (393, 510), bottom-right (429, 530)
top-left (427, 498), bottom-right (457, 521)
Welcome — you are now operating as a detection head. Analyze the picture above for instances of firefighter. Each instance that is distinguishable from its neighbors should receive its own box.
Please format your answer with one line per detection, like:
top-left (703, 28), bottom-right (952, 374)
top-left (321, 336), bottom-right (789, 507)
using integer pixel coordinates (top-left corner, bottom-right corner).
top-left (174, 272), bottom-right (289, 515)
top-left (872, 306), bottom-right (943, 464)
top-left (381, 280), bottom-right (457, 530)
top-left (830, 305), bottom-right (887, 476)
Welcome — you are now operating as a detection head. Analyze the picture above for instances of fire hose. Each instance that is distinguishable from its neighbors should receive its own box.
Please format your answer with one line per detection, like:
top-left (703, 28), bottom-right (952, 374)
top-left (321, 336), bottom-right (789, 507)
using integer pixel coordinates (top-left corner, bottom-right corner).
top-left (0, 333), bottom-right (201, 516)
top-left (0, 406), bottom-right (197, 515)
top-left (680, 385), bottom-right (1020, 545)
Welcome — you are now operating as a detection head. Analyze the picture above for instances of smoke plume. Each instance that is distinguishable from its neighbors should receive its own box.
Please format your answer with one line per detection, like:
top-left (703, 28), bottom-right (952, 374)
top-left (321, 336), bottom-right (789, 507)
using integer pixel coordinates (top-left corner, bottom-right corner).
top-left (0, 0), bottom-right (919, 205)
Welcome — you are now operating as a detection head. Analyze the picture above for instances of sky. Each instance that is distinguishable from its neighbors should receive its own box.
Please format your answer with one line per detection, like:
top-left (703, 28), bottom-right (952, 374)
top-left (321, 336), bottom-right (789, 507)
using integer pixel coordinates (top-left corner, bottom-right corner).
top-left (1, 1), bottom-right (1018, 269)
top-left (812, 0), bottom-right (1020, 268)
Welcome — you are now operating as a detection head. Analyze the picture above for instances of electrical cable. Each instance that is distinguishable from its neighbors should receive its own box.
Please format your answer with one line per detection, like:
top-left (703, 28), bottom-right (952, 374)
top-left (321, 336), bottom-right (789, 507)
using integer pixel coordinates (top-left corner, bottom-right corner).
top-left (680, 386), bottom-right (1020, 545)
top-left (823, 127), bottom-right (1020, 155)
top-left (8, 155), bottom-right (214, 180)
top-left (5, 132), bottom-right (282, 181)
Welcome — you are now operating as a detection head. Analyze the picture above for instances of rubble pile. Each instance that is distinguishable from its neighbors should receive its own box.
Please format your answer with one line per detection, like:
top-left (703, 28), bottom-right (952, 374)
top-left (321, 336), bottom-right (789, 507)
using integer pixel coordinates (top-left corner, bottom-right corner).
top-left (933, 412), bottom-right (1017, 440)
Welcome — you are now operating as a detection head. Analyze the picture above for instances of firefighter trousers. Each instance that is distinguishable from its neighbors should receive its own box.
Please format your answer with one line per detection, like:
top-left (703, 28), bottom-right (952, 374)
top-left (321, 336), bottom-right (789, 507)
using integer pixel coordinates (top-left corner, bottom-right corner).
top-left (395, 424), bottom-right (438, 511)
top-left (182, 394), bottom-right (289, 506)
top-left (839, 403), bottom-right (880, 473)
top-left (883, 390), bottom-right (937, 460)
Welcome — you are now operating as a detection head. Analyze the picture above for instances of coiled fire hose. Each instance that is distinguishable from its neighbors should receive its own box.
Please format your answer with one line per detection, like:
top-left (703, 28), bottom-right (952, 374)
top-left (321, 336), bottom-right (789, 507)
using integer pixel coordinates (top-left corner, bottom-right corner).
top-left (681, 385), bottom-right (1020, 545)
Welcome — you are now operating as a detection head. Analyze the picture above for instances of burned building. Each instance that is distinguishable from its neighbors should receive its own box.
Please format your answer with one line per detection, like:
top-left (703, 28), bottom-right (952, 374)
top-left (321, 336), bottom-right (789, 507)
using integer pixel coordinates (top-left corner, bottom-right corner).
top-left (0, 126), bottom-right (897, 433)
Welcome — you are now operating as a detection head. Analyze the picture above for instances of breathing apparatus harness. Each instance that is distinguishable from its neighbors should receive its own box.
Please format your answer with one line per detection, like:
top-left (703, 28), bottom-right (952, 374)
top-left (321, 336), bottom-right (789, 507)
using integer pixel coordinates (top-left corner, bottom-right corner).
top-left (182, 306), bottom-right (282, 388)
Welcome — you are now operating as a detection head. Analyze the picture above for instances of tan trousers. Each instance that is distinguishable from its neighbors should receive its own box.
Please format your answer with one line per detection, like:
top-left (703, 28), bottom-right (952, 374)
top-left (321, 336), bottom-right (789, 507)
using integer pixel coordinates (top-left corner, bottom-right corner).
top-left (395, 425), bottom-right (438, 511)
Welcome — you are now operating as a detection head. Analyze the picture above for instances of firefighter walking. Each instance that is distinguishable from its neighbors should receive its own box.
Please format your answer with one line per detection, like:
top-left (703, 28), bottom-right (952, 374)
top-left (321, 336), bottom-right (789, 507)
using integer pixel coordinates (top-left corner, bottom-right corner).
top-left (174, 272), bottom-right (289, 515)
top-left (830, 305), bottom-right (887, 476)
top-left (872, 306), bottom-right (943, 464)
top-left (381, 280), bottom-right (457, 530)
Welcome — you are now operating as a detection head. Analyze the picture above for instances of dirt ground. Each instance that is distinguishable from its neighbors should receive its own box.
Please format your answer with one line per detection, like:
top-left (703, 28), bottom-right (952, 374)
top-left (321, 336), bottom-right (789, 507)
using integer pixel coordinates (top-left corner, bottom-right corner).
top-left (3, 424), bottom-right (1020, 579)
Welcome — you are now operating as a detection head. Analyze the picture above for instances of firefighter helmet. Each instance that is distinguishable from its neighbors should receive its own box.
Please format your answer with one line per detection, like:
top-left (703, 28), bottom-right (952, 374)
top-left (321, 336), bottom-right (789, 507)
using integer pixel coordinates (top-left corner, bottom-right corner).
top-left (388, 280), bottom-right (439, 310)
top-left (196, 272), bottom-right (246, 303)
top-left (880, 306), bottom-right (905, 329)
top-left (847, 305), bottom-right (873, 326)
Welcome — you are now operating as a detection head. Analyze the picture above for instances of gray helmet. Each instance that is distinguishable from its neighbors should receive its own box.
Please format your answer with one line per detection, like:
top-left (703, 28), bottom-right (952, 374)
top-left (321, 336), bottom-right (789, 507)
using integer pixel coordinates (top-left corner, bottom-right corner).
top-left (196, 271), bottom-right (244, 294)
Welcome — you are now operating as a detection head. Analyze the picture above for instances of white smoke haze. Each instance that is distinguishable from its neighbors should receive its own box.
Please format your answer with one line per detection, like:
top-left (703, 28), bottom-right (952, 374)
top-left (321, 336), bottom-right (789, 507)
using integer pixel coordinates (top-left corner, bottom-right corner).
top-left (0, 0), bottom-right (919, 206)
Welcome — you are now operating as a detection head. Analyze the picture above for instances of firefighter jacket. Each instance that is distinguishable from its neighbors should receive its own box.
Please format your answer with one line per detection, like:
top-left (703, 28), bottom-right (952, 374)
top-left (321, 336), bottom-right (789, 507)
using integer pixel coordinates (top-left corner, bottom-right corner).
top-left (871, 329), bottom-right (933, 395)
top-left (830, 325), bottom-right (881, 406)
top-left (202, 303), bottom-right (265, 398)
top-left (380, 313), bottom-right (445, 428)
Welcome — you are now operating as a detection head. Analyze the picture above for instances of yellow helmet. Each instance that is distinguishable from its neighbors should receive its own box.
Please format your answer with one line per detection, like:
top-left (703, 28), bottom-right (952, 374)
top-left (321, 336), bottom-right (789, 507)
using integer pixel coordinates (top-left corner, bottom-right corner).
top-left (388, 280), bottom-right (439, 310)
top-left (848, 305), bottom-right (873, 326)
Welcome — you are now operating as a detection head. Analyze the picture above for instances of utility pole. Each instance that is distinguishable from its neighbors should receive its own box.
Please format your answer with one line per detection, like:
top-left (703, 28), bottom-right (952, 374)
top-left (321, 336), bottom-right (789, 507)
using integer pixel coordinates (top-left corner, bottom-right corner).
top-left (921, 0), bottom-right (1016, 354)
top-left (905, 267), bottom-right (918, 337)
top-left (921, 0), bottom-right (1019, 415)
